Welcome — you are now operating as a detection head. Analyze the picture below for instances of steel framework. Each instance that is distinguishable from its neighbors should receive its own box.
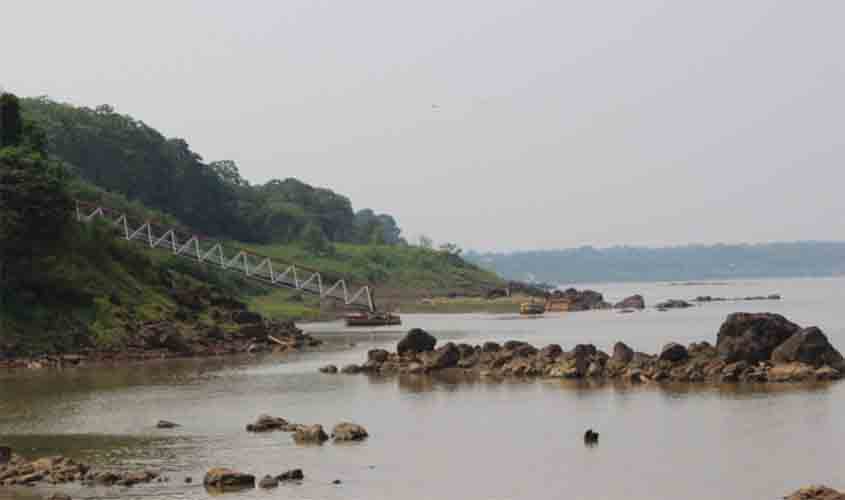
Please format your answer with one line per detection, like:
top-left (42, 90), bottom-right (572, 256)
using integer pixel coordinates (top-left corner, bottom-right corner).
top-left (75, 201), bottom-right (375, 311)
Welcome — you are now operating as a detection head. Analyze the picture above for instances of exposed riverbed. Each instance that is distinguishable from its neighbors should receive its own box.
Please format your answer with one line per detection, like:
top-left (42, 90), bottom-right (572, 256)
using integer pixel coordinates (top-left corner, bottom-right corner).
top-left (1, 277), bottom-right (844, 499)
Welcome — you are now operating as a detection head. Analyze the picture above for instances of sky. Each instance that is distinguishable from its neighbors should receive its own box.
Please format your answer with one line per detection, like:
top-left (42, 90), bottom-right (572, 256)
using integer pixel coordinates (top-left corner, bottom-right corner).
top-left (2, 1), bottom-right (844, 252)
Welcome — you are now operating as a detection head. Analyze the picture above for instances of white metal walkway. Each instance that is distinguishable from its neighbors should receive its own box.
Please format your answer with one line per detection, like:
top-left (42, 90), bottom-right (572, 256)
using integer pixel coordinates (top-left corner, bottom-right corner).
top-left (75, 201), bottom-right (375, 311)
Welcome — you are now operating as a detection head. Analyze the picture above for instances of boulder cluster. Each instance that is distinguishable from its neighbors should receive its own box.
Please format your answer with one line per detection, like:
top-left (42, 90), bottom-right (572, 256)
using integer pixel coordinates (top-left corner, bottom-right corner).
top-left (333, 313), bottom-right (843, 384)
top-left (0, 454), bottom-right (162, 487)
top-left (245, 415), bottom-right (367, 444)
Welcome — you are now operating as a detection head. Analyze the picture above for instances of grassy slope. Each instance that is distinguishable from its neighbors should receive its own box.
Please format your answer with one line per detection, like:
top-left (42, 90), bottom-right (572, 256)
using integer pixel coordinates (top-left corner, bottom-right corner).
top-left (242, 241), bottom-right (505, 314)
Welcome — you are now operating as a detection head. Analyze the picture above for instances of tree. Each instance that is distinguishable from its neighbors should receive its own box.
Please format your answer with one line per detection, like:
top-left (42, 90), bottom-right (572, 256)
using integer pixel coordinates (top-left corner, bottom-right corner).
top-left (210, 160), bottom-right (249, 187)
top-left (418, 235), bottom-right (433, 249)
top-left (301, 222), bottom-right (333, 256)
top-left (0, 96), bottom-right (73, 295)
top-left (439, 242), bottom-right (462, 256)
top-left (0, 93), bottom-right (23, 147)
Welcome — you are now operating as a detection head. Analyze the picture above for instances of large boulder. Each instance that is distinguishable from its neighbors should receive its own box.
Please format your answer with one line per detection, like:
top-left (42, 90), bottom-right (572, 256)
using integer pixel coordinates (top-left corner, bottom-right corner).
top-left (716, 313), bottom-right (801, 363)
top-left (332, 422), bottom-right (369, 441)
top-left (771, 327), bottom-right (845, 369)
top-left (397, 329), bottom-right (437, 354)
top-left (611, 342), bottom-right (634, 364)
top-left (203, 468), bottom-right (255, 490)
top-left (659, 343), bottom-right (689, 363)
top-left (614, 294), bottom-right (645, 309)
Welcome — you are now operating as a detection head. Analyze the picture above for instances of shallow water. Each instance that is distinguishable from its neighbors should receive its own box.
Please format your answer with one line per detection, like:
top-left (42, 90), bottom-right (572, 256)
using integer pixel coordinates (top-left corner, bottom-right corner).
top-left (1, 277), bottom-right (844, 499)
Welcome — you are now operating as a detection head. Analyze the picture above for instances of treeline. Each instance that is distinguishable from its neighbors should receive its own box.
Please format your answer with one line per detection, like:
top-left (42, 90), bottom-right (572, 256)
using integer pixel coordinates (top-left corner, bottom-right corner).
top-left (466, 242), bottom-right (845, 284)
top-left (21, 97), bottom-right (403, 246)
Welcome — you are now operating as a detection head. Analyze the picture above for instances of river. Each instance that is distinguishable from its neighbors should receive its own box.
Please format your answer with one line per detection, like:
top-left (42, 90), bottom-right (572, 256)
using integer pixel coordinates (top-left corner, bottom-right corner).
top-left (1, 277), bottom-right (844, 499)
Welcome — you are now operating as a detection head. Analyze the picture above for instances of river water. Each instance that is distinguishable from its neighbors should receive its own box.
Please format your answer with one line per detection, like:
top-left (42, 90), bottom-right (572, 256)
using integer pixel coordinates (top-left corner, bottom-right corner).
top-left (1, 278), bottom-right (844, 500)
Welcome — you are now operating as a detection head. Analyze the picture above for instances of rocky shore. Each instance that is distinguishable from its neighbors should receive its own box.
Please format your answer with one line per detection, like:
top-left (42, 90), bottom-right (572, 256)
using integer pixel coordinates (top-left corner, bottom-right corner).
top-left (0, 292), bottom-right (321, 370)
top-left (330, 312), bottom-right (844, 384)
top-left (0, 454), bottom-right (164, 488)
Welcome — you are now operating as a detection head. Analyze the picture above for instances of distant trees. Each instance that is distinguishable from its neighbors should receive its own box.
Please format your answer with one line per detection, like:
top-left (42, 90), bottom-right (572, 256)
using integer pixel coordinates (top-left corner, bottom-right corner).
top-left (418, 235), bottom-right (433, 249)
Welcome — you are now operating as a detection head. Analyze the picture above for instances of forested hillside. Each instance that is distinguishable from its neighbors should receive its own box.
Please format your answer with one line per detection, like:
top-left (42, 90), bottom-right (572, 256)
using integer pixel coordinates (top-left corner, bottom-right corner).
top-left (467, 243), bottom-right (845, 284)
top-left (1, 92), bottom-right (502, 355)
top-left (21, 97), bottom-right (402, 246)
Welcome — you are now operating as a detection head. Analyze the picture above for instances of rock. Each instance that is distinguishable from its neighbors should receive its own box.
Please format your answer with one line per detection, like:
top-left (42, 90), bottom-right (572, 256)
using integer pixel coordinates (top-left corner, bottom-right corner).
top-left (397, 328), bottom-right (437, 354)
top-left (422, 342), bottom-right (460, 370)
top-left (278, 469), bottom-right (304, 481)
top-left (367, 349), bottom-right (389, 363)
top-left (332, 479), bottom-right (343, 485)
top-left (659, 343), bottom-right (689, 363)
top-left (815, 366), bottom-right (842, 381)
top-left (258, 475), bottom-right (278, 488)
top-left (720, 361), bottom-right (749, 382)
top-left (341, 364), bottom-right (361, 374)
top-left (584, 429), bottom-right (599, 445)
top-left (768, 363), bottom-right (815, 382)
top-left (293, 424), bottom-right (329, 444)
top-left (47, 494), bottom-right (72, 500)
top-left (614, 294), bottom-right (645, 309)
top-left (246, 414), bottom-right (289, 433)
top-left (319, 364), bottom-right (338, 374)
top-left (771, 327), bottom-right (845, 369)
top-left (481, 342), bottom-right (501, 353)
top-left (185, 476), bottom-right (193, 483)
top-left (0, 446), bottom-right (10, 465)
top-left (545, 288), bottom-right (608, 311)
top-left (573, 344), bottom-right (597, 359)
top-left (332, 422), bottom-right (369, 441)
top-left (156, 420), bottom-right (180, 429)
top-left (203, 468), bottom-right (255, 490)
top-left (232, 311), bottom-right (263, 324)
top-left (655, 299), bottom-right (693, 310)
top-left (611, 342), bottom-right (634, 364)
top-left (539, 344), bottom-right (563, 360)
top-left (510, 343), bottom-right (538, 358)
top-left (785, 485), bottom-right (845, 500)
top-left (716, 312), bottom-right (801, 363)
top-left (456, 343), bottom-right (475, 359)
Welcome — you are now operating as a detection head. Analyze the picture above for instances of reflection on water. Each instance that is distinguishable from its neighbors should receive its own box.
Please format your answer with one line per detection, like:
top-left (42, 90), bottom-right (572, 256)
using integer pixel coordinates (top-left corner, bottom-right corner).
top-left (1, 277), bottom-right (845, 499)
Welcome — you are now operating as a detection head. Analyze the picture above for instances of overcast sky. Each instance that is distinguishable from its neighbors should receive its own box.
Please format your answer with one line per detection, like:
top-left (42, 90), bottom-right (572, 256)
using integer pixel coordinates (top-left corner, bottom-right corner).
top-left (3, 1), bottom-right (843, 251)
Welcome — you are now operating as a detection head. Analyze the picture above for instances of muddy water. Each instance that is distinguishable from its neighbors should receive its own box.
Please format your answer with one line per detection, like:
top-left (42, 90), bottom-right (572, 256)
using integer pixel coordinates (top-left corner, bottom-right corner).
top-left (1, 278), bottom-right (844, 500)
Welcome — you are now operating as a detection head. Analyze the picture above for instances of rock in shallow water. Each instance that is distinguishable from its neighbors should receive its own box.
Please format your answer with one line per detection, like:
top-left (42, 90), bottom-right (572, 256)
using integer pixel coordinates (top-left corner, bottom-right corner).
top-left (293, 424), bottom-right (329, 444)
top-left (319, 364), bottom-right (338, 374)
top-left (278, 469), bottom-right (304, 481)
top-left (156, 420), bottom-right (180, 429)
top-left (716, 312), bottom-right (800, 363)
top-left (771, 327), bottom-right (845, 369)
top-left (258, 475), bottom-right (278, 488)
top-left (332, 422), bottom-right (369, 441)
top-left (246, 414), bottom-right (289, 432)
top-left (203, 468), bottom-right (255, 490)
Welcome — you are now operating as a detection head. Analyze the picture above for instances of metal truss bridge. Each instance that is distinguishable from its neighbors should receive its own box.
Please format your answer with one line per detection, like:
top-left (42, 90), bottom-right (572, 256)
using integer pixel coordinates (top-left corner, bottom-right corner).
top-left (75, 201), bottom-right (375, 312)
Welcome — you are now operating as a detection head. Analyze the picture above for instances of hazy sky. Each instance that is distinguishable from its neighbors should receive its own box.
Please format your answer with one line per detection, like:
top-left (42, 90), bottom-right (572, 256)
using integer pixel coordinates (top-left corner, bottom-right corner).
top-left (3, 1), bottom-right (843, 251)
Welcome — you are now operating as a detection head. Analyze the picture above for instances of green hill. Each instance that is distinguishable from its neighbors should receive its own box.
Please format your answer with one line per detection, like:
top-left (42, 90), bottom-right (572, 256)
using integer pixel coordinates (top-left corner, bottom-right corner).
top-left (1, 92), bottom-right (502, 355)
